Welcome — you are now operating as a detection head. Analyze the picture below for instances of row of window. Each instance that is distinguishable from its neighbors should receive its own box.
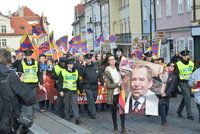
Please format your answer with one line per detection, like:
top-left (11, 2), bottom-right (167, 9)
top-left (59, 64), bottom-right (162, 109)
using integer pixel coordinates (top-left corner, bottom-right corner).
top-left (119, 17), bottom-right (130, 34)
top-left (0, 39), bottom-right (7, 47)
top-left (156, 0), bottom-right (192, 18)
top-left (119, 0), bottom-right (129, 9)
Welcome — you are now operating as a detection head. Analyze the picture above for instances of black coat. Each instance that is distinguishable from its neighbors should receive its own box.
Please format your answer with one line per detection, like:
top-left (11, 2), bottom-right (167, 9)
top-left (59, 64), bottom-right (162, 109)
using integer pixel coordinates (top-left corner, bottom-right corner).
top-left (82, 62), bottom-right (104, 90)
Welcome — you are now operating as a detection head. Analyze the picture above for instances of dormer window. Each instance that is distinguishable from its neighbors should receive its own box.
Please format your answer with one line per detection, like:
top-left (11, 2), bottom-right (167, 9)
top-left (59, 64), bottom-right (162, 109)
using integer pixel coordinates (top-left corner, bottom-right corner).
top-left (1, 26), bottom-right (6, 33)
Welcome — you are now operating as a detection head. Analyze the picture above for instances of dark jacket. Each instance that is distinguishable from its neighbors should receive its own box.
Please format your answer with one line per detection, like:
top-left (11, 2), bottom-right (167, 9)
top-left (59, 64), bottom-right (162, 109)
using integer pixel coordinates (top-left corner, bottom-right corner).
top-left (0, 64), bottom-right (35, 133)
top-left (82, 62), bottom-right (104, 90)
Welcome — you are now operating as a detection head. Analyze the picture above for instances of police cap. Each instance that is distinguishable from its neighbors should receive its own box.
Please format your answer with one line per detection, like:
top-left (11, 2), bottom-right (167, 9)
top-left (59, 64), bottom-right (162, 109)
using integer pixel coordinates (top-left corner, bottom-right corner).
top-left (84, 53), bottom-right (93, 59)
top-left (144, 51), bottom-right (153, 57)
top-left (180, 50), bottom-right (190, 56)
top-left (24, 49), bottom-right (33, 56)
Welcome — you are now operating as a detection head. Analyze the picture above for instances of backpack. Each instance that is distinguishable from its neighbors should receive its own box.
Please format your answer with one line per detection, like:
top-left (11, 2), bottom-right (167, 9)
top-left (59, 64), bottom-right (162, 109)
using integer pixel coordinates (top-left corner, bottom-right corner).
top-left (0, 72), bottom-right (20, 133)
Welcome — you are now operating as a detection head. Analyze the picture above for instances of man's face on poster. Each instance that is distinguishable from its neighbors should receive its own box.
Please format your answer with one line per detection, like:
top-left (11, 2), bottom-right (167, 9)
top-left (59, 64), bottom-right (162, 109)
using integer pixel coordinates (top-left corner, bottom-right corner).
top-left (130, 66), bottom-right (153, 100)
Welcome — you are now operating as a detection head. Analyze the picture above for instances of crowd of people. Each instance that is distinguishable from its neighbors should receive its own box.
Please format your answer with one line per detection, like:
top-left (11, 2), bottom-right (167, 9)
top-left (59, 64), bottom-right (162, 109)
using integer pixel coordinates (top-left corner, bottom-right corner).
top-left (1, 47), bottom-right (200, 134)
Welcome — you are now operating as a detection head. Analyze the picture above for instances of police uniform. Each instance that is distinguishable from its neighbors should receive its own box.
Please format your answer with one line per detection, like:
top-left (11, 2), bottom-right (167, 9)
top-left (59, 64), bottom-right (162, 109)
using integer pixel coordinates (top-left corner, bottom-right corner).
top-left (176, 50), bottom-right (194, 120)
top-left (18, 49), bottom-right (41, 120)
top-left (58, 57), bottom-right (81, 124)
top-left (52, 57), bottom-right (67, 118)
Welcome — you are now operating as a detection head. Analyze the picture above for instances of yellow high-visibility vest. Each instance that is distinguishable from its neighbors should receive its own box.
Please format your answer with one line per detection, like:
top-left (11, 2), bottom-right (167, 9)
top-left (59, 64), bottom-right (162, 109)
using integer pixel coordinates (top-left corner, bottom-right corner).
top-left (54, 64), bottom-right (62, 76)
top-left (177, 60), bottom-right (194, 80)
top-left (61, 69), bottom-right (78, 91)
top-left (22, 61), bottom-right (38, 83)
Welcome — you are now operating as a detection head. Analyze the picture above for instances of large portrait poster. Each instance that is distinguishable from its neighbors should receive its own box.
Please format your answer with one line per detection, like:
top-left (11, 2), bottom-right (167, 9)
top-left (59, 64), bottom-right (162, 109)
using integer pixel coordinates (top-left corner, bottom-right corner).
top-left (120, 57), bottom-right (166, 116)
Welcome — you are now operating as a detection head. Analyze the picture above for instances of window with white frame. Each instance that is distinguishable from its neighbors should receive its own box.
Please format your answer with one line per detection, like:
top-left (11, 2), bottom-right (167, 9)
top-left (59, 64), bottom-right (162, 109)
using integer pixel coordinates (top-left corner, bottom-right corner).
top-left (186, 0), bottom-right (192, 12)
top-left (1, 26), bottom-right (6, 33)
top-left (124, 18), bottom-right (127, 33)
top-left (178, 0), bottom-right (184, 14)
top-left (126, 0), bottom-right (129, 6)
top-left (166, 0), bottom-right (171, 16)
top-left (119, 19), bottom-right (123, 33)
top-left (143, 4), bottom-right (148, 21)
top-left (156, 0), bottom-right (162, 18)
top-left (0, 39), bottom-right (7, 48)
top-left (127, 17), bottom-right (130, 33)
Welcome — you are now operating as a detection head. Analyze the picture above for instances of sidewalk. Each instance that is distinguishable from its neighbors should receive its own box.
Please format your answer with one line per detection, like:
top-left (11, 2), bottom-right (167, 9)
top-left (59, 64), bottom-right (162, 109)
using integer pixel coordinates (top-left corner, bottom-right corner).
top-left (29, 110), bottom-right (91, 134)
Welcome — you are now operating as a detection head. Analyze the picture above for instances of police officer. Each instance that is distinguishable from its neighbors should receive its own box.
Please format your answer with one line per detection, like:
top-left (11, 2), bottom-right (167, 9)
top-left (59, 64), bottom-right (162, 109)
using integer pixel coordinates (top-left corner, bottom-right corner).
top-left (58, 57), bottom-right (82, 124)
top-left (52, 57), bottom-right (67, 118)
top-left (82, 53), bottom-right (104, 119)
top-left (176, 50), bottom-right (194, 120)
top-left (18, 49), bottom-right (42, 120)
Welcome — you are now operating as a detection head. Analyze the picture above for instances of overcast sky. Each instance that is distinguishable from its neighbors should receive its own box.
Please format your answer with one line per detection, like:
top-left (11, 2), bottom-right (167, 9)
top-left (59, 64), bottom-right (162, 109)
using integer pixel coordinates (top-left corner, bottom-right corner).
top-left (0, 0), bottom-right (80, 39)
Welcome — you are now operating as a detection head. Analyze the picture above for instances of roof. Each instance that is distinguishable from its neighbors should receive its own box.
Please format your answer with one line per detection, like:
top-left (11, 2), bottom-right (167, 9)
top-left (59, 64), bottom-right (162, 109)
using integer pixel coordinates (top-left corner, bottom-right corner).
top-left (10, 17), bottom-right (32, 35)
top-left (76, 4), bottom-right (85, 17)
top-left (12, 6), bottom-right (40, 21)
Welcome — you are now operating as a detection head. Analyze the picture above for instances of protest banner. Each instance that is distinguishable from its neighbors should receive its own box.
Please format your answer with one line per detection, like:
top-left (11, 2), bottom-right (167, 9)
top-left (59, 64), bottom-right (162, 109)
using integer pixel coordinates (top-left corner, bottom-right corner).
top-left (120, 58), bottom-right (166, 116)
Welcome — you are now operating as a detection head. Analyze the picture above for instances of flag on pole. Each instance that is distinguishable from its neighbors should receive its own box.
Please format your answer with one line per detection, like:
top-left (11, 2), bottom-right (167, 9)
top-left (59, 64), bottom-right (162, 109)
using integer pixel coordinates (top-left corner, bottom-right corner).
top-left (20, 32), bottom-right (34, 51)
top-left (97, 33), bottom-right (104, 43)
top-left (56, 35), bottom-right (68, 53)
top-left (49, 30), bottom-right (54, 49)
top-left (38, 41), bottom-right (50, 55)
top-left (32, 13), bottom-right (47, 37)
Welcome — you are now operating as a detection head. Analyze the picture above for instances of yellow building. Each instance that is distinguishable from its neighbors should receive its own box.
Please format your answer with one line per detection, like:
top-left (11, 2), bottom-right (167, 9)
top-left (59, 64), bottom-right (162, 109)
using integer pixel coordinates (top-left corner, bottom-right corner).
top-left (109, 0), bottom-right (142, 56)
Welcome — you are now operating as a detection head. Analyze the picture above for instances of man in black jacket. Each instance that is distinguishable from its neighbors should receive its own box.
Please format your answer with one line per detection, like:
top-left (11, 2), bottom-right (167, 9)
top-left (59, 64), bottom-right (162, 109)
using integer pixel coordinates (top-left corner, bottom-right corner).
top-left (0, 49), bottom-right (35, 133)
top-left (82, 53), bottom-right (104, 119)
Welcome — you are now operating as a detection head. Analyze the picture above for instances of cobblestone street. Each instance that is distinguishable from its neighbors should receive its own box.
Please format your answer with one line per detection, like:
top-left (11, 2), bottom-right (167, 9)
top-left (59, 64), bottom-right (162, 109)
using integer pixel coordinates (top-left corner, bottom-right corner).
top-left (77, 96), bottom-right (200, 134)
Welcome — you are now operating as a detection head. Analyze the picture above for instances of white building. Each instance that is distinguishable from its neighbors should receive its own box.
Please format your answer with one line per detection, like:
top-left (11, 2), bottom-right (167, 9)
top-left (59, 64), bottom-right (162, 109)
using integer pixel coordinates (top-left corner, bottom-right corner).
top-left (84, 0), bottom-right (101, 51)
top-left (0, 6), bottom-right (49, 50)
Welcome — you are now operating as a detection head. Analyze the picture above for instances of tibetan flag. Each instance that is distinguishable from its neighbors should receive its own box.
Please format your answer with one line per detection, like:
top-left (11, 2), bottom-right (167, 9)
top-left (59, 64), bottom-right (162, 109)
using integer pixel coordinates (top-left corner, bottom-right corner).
top-left (87, 27), bottom-right (93, 34)
top-left (151, 40), bottom-right (161, 57)
top-left (80, 41), bottom-right (87, 54)
top-left (44, 49), bottom-right (56, 56)
top-left (38, 41), bottom-right (50, 55)
top-left (20, 32), bottom-right (34, 51)
top-left (49, 31), bottom-right (54, 49)
top-left (32, 14), bottom-right (47, 36)
top-left (56, 35), bottom-right (68, 53)
top-left (133, 49), bottom-right (143, 59)
top-left (118, 88), bottom-right (125, 114)
top-left (74, 34), bottom-right (81, 42)
top-left (97, 33), bottom-right (104, 43)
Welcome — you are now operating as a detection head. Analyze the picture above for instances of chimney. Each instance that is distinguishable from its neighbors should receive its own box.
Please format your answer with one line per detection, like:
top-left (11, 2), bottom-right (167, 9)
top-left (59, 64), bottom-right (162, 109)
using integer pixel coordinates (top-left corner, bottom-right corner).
top-left (8, 10), bottom-right (11, 17)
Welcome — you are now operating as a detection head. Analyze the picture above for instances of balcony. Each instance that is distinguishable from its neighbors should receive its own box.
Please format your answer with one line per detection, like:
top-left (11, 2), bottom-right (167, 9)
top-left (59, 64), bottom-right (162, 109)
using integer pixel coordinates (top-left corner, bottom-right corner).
top-left (116, 33), bottom-right (132, 43)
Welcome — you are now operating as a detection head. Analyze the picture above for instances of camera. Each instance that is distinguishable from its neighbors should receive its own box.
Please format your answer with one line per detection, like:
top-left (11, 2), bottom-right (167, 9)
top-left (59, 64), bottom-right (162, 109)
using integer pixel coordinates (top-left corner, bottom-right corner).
top-left (16, 116), bottom-right (33, 134)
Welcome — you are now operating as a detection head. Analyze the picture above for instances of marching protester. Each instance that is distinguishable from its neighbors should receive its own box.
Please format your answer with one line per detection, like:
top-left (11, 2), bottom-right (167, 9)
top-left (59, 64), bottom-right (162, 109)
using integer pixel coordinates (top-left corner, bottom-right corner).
top-left (0, 48), bottom-right (35, 134)
top-left (38, 54), bottom-right (49, 112)
top-left (82, 53), bottom-right (104, 119)
top-left (58, 56), bottom-right (82, 124)
top-left (158, 63), bottom-right (176, 126)
top-left (188, 64), bottom-right (200, 123)
top-left (104, 54), bottom-right (127, 134)
top-left (176, 50), bottom-right (195, 120)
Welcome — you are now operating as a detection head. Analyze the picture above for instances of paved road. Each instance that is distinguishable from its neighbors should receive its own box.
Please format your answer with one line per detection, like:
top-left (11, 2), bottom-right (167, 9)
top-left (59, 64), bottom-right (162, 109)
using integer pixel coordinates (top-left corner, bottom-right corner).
top-left (33, 95), bottom-right (200, 134)
top-left (76, 96), bottom-right (200, 134)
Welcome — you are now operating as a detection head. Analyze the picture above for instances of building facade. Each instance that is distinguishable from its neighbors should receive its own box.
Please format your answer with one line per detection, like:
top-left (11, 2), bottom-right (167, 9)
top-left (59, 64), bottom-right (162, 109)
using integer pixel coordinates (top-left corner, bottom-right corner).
top-left (191, 0), bottom-right (200, 61)
top-left (141, 0), bottom-right (156, 40)
top-left (0, 6), bottom-right (49, 50)
top-left (84, 0), bottom-right (101, 51)
top-left (156, 0), bottom-right (193, 60)
top-left (109, 0), bottom-right (142, 56)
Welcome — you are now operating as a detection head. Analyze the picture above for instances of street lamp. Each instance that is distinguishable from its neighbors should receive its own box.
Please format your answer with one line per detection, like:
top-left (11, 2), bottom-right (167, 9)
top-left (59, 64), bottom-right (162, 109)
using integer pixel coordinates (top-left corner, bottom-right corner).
top-left (149, 0), bottom-right (153, 46)
top-left (87, 17), bottom-right (96, 50)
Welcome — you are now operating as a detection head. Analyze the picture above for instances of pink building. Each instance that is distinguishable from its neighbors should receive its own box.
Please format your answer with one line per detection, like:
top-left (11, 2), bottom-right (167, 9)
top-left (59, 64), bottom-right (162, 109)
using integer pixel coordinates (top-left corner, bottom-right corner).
top-left (155, 0), bottom-right (193, 59)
